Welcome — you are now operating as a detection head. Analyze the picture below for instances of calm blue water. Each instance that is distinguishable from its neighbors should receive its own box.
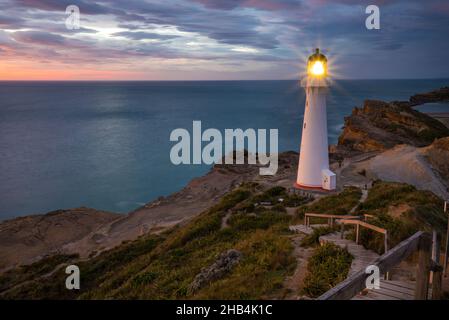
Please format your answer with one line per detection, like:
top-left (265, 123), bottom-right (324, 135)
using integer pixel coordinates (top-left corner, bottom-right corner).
top-left (1, 80), bottom-right (448, 220)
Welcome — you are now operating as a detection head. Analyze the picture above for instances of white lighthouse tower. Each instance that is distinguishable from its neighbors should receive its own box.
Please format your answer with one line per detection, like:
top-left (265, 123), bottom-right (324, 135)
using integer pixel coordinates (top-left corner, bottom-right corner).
top-left (295, 48), bottom-right (336, 191)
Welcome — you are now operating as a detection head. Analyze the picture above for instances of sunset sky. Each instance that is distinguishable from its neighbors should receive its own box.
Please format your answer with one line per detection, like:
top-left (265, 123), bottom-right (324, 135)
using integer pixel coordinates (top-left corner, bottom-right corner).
top-left (1, 0), bottom-right (449, 80)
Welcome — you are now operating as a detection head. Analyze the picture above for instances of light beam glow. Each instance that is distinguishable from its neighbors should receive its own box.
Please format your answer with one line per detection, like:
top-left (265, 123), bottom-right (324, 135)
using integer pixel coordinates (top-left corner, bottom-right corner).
top-left (310, 61), bottom-right (325, 76)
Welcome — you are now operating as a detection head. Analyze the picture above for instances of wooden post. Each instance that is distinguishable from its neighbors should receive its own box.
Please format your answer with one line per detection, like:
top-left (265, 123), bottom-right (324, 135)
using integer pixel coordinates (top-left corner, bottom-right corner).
top-left (415, 233), bottom-right (432, 300)
top-left (444, 201), bottom-right (448, 277)
top-left (340, 222), bottom-right (344, 239)
top-left (432, 231), bottom-right (442, 300)
top-left (355, 224), bottom-right (360, 245)
top-left (384, 231), bottom-right (390, 280)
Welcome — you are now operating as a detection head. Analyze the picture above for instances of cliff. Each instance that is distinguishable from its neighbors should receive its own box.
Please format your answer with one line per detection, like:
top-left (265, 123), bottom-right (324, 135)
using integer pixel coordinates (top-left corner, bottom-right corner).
top-left (338, 99), bottom-right (449, 152)
top-left (409, 87), bottom-right (449, 106)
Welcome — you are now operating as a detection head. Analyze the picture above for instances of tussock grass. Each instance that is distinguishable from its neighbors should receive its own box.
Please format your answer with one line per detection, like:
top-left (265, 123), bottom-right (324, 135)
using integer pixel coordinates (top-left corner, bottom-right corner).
top-left (301, 243), bottom-right (353, 298)
top-left (1, 185), bottom-right (296, 300)
top-left (296, 186), bottom-right (362, 219)
top-left (356, 181), bottom-right (446, 254)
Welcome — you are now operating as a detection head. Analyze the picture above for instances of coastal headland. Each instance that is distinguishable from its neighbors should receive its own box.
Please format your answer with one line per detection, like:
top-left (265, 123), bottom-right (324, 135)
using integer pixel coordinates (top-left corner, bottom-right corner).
top-left (0, 86), bottom-right (448, 299)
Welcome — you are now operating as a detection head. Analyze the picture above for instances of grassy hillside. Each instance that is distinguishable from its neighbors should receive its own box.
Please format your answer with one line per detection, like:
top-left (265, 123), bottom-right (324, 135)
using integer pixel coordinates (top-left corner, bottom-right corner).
top-left (296, 186), bottom-right (362, 219)
top-left (0, 184), bottom-right (307, 300)
top-left (1, 181), bottom-right (446, 299)
top-left (355, 181), bottom-right (446, 253)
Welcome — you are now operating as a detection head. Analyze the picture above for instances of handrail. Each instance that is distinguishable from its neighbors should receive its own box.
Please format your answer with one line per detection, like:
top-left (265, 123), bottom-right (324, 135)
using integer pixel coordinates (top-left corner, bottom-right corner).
top-left (304, 212), bottom-right (360, 228)
top-left (318, 231), bottom-right (432, 300)
top-left (304, 212), bottom-right (360, 219)
top-left (303, 213), bottom-right (388, 251)
top-left (338, 219), bottom-right (387, 234)
top-left (337, 218), bottom-right (388, 253)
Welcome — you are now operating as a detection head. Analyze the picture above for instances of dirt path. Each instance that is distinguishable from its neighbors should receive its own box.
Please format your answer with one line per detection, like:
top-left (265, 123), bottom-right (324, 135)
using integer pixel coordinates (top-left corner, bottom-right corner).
top-left (221, 210), bottom-right (232, 229)
top-left (282, 233), bottom-right (314, 299)
top-left (350, 189), bottom-right (368, 214)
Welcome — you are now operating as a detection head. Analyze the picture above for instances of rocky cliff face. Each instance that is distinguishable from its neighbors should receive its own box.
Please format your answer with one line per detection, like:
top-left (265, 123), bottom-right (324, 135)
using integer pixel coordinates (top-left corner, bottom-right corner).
top-left (425, 137), bottom-right (449, 183)
top-left (410, 87), bottom-right (449, 106)
top-left (338, 99), bottom-right (449, 152)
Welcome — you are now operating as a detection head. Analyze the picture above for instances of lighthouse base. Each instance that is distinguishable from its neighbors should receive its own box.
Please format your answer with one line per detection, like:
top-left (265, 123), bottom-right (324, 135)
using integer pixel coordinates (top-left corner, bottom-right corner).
top-left (293, 182), bottom-right (328, 192)
top-left (295, 169), bottom-right (336, 191)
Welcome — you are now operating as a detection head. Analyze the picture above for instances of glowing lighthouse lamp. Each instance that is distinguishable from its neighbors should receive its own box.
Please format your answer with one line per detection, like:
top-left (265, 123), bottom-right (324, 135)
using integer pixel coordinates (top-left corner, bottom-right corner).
top-left (295, 48), bottom-right (336, 191)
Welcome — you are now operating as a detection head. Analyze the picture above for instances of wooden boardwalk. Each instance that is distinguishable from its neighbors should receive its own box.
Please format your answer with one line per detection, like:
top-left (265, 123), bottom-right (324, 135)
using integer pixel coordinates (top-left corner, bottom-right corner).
top-left (352, 280), bottom-right (416, 300)
top-left (288, 224), bottom-right (326, 235)
top-left (290, 224), bottom-right (422, 300)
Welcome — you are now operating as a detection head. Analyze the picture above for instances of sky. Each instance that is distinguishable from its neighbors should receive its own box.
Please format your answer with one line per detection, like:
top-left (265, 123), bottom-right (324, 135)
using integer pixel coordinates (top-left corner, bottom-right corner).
top-left (0, 0), bottom-right (448, 80)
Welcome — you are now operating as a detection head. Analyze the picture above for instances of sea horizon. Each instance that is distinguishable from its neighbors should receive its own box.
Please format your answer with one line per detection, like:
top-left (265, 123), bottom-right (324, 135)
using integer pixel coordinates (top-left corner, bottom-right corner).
top-left (1, 78), bottom-right (449, 82)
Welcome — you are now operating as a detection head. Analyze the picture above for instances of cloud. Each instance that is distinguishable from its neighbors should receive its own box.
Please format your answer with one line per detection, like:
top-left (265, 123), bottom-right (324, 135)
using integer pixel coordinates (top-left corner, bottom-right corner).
top-left (1, 0), bottom-right (449, 79)
top-left (113, 31), bottom-right (179, 41)
top-left (12, 31), bottom-right (67, 46)
top-left (0, 15), bottom-right (27, 29)
top-left (192, 0), bottom-right (301, 11)
top-left (15, 0), bottom-right (110, 15)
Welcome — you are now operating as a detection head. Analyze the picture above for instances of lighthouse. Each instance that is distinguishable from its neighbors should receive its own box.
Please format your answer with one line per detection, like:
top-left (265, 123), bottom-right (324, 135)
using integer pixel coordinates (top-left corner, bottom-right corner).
top-left (295, 48), bottom-right (336, 191)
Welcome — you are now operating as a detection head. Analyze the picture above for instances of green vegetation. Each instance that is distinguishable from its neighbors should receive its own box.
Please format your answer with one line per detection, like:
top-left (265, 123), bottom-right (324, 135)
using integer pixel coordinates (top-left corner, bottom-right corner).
top-left (0, 185), bottom-right (296, 300)
top-left (356, 181), bottom-right (446, 254)
top-left (296, 186), bottom-right (362, 219)
top-left (247, 186), bottom-right (311, 208)
top-left (301, 243), bottom-right (353, 298)
top-left (3, 180), bottom-right (444, 300)
top-left (0, 254), bottom-right (79, 293)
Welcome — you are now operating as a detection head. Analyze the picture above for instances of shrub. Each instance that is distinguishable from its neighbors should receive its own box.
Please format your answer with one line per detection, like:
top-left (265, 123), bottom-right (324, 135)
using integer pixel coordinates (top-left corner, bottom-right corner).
top-left (356, 181), bottom-right (446, 252)
top-left (228, 212), bottom-right (291, 232)
top-left (296, 187), bottom-right (362, 219)
top-left (131, 272), bottom-right (158, 287)
top-left (301, 243), bottom-right (353, 298)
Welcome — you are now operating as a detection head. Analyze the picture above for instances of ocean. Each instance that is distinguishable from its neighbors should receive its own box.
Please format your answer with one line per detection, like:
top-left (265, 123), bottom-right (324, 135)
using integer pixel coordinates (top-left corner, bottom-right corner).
top-left (1, 79), bottom-right (448, 220)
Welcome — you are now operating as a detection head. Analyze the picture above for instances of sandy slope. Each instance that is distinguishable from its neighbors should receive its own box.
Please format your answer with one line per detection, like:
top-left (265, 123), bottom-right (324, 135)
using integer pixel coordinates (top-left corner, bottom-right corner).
top-left (341, 143), bottom-right (449, 200)
top-left (0, 208), bottom-right (120, 271)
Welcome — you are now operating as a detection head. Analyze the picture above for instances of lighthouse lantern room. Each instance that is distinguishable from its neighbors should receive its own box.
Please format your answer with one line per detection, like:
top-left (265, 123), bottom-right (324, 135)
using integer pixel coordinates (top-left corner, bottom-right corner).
top-left (295, 48), bottom-right (336, 191)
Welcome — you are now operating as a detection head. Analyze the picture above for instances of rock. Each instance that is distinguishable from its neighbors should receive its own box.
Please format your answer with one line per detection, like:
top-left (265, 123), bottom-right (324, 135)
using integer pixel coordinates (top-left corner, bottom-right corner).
top-left (424, 137), bottom-right (449, 183)
top-left (188, 249), bottom-right (243, 293)
top-left (409, 87), bottom-right (449, 106)
top-left (338, 100), bottom-right (449, 152)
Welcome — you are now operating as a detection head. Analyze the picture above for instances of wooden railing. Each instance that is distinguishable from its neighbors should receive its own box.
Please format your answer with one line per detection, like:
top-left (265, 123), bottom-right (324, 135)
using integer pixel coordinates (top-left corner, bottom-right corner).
top-left (304, 213), bottom-right (360, 228)
top-left (304, 212), bottom-right (388, 253)
top-left (318, 231), bottom-right (443, 300)
top-left (338, 218), bottom-right (389, 253)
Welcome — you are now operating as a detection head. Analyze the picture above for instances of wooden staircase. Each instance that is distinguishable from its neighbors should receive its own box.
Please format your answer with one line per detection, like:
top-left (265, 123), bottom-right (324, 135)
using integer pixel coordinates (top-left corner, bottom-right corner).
top-left (290, 213), bottom-right (443, 300)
